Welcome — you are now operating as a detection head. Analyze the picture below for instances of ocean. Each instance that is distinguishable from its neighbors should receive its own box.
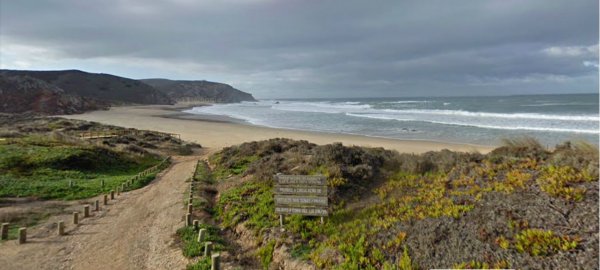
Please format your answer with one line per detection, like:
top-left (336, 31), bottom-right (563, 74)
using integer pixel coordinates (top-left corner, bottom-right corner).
top-left (184, 93), bottom-right (599, 147)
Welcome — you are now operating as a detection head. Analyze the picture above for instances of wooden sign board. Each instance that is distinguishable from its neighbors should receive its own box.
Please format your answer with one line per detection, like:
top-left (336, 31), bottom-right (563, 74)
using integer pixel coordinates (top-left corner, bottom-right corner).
top-left (274, 174), bottom-right (328, 217)
top-left (275, 206), bottom-right (328, 216)
top-left (275, 195), bottom-right (328, 206)
top-left (273, 185), bottom-right (327, 196)
top-left (275, 175), bottom-right (326, 185)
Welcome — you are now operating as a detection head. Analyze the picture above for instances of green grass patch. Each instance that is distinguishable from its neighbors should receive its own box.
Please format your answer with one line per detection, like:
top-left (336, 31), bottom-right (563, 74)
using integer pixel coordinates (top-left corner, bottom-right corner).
top-left (176, 224), bottom-right (227, 258)
top-left (186, 257), bottom-right (211, 270)
top-left (290, 243), bottom-right (312, 259)
top-left (215, 180), bottom-right (278, 230)
top-left (194, 161), bottom-right (214, 184)
top-left (211, 155), bottom-right (258, 180)
top-left (257, 240), bottom-right (276, 269)
top-left (514, 229), bottom-right (578, 256)
top-left (537, 165), bottom-right (593, 201)
top-left (0, 138), bottom-right (162, 200)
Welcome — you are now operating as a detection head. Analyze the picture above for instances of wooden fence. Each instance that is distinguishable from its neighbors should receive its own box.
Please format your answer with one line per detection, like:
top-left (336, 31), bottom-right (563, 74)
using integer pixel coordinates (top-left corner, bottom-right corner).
top-left (78, 130), bottom-right (181, 141)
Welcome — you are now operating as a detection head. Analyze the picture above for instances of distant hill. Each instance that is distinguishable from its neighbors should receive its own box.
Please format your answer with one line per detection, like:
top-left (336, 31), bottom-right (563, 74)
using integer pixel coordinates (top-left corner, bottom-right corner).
top-left (0, 69), bottom-right (255, 115)
top-left (0, 69), bottom-right (173, 105)
top-left (0, 74), bottom-right (106, 114)
top-left (142, 78), bottom-right (256, 103)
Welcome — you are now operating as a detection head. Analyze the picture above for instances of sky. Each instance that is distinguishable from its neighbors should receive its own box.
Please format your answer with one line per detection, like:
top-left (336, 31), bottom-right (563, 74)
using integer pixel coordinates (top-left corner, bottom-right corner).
top-left (0, 0), bottom-right (598, 99)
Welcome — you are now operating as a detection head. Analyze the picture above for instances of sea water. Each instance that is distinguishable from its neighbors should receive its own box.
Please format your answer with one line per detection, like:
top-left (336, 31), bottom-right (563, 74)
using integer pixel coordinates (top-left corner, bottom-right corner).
top-left (184, 93), bottom-right (599, 146)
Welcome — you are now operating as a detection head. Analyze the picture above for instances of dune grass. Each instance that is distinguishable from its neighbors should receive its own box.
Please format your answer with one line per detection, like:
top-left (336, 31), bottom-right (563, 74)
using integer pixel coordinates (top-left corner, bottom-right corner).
top-left (0, 137), bottom-right (161, 200)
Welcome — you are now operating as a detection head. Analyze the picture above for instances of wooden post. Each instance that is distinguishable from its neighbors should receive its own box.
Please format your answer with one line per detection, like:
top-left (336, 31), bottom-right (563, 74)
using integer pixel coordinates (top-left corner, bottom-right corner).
top-left (58, 221), bottom-right (64, 236)
top-left (187, 203), bottom-right (193, 214)
top-left (185, 214), bottom-right (192, 227)
top-left (211, 253), bottom-right (220, 270)
top-left (279, 215), bottom-right (283, 227)
top-left (110, 191), bottom-right (115, 200)
top-left (321, 217), bottom-right (324, 225)
top-left (1, 223), bottom-right (9, 240)
top-left (101, 179), bottom-right (105, 188)
top-left (104, 194), bottom-right (108, 205)
top-left (198, 228), bottom-right (206, 242)
top-left (18, 227), bottom-right (26, 244)
top-left (204, 241), bottom-right (213, 257)
top-left (83, 205), bottom-right (90, 218)
top-left (95, 200), bottom-right (99, 211)
top-left (73, 212), bottom-right (79, 225)
top-left (193, 220), bottom-right (199, 230)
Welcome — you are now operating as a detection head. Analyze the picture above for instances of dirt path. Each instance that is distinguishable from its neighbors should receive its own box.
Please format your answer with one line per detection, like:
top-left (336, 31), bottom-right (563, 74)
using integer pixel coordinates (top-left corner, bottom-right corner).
top-left (0, 155), bottom-right (201, 270)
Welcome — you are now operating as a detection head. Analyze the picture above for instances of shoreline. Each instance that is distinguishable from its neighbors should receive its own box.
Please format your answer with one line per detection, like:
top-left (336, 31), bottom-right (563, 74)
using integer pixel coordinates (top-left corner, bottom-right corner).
top-left (170, 109), bottom-right (494, 149)
top-left (60, 105), bottom-right (496, 154)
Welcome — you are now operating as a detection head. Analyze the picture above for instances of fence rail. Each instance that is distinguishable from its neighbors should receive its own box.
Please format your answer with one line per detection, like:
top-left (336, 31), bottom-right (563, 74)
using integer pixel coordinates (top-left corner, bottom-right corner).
top-left (77, 130), bottom-right (181, 141)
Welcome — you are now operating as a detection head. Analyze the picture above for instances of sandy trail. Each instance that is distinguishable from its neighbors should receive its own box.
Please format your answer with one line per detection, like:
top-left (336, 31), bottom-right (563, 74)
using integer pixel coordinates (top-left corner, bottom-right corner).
top-left (0, 155), bottom-right (200, 270)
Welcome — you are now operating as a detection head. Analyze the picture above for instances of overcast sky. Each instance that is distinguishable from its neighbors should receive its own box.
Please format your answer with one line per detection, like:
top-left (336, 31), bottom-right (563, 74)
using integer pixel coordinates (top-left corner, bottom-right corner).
top-left (0, 0), bottom-right (598, 98)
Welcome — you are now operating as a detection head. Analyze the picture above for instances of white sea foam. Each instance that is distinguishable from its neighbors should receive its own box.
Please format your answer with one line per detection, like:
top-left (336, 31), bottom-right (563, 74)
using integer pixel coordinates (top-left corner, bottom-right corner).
top-left (379, 109), bottom-right (598, 122)
top-left (382, 100), bottom-right (430, 104)
top-left (271, 101), bottom-right (371, 114)
top-left (521, 102), bottom-right (597, 107)
top-left (345, 113), bottom-right (599, 134)
top-left (185, 96), bottom-right (600, 142)
top-left (270, 100), bottom-right (598, 122)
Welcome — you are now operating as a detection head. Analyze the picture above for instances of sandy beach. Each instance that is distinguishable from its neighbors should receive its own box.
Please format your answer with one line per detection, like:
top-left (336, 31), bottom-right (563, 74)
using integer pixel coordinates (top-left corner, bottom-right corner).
top-left (61, 104), bottom-right (495, 154)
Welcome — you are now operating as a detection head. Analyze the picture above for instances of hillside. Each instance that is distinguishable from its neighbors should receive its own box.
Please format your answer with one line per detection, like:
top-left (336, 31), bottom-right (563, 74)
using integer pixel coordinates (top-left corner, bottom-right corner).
top-left (183, 138), bottom-right (599, 269)
top-left (0, 69), bottom-right (173, 106)
top-left (0, 74), bottom-right (105, 114)
top-left (142, 78), bottom-right (256, 103)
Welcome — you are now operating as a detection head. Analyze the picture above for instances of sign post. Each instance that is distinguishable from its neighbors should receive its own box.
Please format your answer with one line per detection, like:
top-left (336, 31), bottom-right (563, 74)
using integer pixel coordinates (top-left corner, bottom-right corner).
top-left (274, 174), bottom-right (328, 226)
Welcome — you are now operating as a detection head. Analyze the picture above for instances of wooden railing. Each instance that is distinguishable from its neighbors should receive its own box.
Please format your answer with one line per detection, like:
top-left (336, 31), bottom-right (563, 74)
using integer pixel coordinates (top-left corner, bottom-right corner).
top-left (77, 130), bottom-right (181, 141)
top-left (135, 156), bottom-right (171, 179)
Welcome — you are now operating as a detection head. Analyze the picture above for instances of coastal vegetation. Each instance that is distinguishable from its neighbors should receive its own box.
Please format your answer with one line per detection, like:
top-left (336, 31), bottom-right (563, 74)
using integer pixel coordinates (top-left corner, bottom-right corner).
top-left (179, 160), bottom-right (229, 270)
top-left (206, 137), bottom-right (598, 269)
top-left (0, 115), bottom-right (200, 241)
top-left (0, 136), bottom-right (160, 199)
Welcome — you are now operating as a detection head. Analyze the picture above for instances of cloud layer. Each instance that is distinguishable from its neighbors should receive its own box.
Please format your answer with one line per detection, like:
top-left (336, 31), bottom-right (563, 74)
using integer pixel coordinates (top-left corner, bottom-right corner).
top-left (1, 0), bottom-right (598, 98)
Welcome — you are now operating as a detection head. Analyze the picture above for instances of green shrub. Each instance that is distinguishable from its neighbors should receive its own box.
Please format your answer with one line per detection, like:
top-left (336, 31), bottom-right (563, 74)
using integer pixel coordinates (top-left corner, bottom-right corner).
top-left (215, 181), bottom-right (277, 229)
top-left (186, 257), bottom-right (211, 270)
top-left (257, 240), bottom-right (276, 269)
top-left (537, 165), bottom-right (590, 201)
top-left (398, 246), bottom-right (413, 270)
top-left (194, 161), bottom-right (214, 183)
top-left (176, 225), bottom-right (226, 258)
top-left (514, 229), bottom-right (578, 256)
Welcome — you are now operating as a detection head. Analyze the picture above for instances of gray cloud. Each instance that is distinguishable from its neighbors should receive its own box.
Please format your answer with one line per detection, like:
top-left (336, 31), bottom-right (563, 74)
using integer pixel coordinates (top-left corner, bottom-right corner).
top-left (0, 0), bottom-right (597, 98)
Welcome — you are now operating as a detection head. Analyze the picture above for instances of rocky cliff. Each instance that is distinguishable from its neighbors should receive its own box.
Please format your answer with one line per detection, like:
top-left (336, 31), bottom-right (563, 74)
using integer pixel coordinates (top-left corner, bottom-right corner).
top-left (142, 78), bottom-right (256, 103)
top-left (0, 69), bottom-right (255, 115)
top-left (0, 70), bottom-right (173, 105)
top-left (0, 74), bottom-right (106, 114)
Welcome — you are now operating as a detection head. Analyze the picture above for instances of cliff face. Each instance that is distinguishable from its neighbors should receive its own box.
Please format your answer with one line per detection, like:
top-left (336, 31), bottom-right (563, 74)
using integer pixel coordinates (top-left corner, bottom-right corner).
top-left (142, 79), bottom-right (256, 103)
top-left (0, 69), bottom-right (255, 115)
top-left (0, 70), bottom-right (173, 105)
top-left (0, 75), bottom-right (106, 114)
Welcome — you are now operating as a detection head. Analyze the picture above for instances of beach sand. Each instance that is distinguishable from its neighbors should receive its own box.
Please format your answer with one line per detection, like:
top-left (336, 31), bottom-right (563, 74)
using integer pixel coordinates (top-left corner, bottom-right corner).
top-left (61, 105), bottom-right (495, 154)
